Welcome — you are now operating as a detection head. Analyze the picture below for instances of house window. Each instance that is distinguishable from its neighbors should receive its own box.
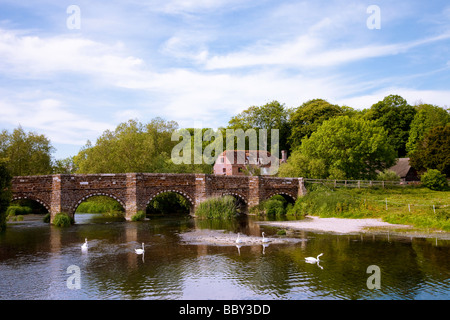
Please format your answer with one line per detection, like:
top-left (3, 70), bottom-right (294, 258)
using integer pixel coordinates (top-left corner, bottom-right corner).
top-left (223, 168), bottom-right (226, 174)
top-left (220, 157), bottom-right (224, 163)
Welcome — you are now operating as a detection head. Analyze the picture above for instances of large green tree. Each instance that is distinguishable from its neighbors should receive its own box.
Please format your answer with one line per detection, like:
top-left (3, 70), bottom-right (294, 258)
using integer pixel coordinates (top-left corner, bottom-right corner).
top-left (365, 95), bottom-right (416, 157)
top-left (409, 124), bottom-right (450, 177)
top-left (279, 116), bottom-right (397, 179)
top-left (288, 99), bottom-right (352, 149)
top-left (0, 126), bottom-right (54, 176)
top-left (75, 118), bottom-right (178, 173)
top-left (227, 100), bottom-right (291, 153)
top-left (406, 104), bottom-right (450, 155)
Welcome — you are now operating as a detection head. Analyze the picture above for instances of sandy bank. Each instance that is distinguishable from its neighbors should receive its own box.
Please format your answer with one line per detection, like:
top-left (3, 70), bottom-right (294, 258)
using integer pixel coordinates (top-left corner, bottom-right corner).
top-left (259, 216), bottom-right (412, 234)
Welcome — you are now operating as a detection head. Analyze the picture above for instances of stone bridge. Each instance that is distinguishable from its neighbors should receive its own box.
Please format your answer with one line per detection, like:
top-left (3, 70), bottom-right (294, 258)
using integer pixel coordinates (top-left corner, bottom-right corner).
top-left (11, 173), bottom-right (306, 223)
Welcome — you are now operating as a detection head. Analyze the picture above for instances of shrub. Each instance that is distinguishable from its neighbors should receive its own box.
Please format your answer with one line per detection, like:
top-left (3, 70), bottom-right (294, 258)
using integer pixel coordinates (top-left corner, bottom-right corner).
top-left (264, 199), bottom-right (285, 216)
top-left (376, 169), bottom-right (401, 181)
top-left (195, 196), bottom-right (236, 219)
top-left (6, 206), bottom-right (32, 217)
top-left (421, 169), bottom-right (448, 191)
top-left (131, 210), bottom-right (146, 221)
top-left (43, 213), bottom-right (50, 223)
top-left (53, 213), bottom-right (73, 227)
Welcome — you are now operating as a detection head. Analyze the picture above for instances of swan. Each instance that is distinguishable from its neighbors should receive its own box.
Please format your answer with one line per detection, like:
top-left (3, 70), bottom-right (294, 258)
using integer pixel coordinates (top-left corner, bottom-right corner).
top-left (236, 233), bottom-right (243, 244)
top-left (261, 232), bottom-right (270, 243)
top-left (305, 253), bottom-right (323, 263)
top-left (135, 243), bottom-right (145, 255)
top-left (81, 238), bottom-right (88, 251)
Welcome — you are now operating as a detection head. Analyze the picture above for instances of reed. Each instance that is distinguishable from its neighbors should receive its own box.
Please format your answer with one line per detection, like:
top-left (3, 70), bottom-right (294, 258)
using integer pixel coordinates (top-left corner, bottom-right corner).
top-left (195, 196), bottom-right (237, 219)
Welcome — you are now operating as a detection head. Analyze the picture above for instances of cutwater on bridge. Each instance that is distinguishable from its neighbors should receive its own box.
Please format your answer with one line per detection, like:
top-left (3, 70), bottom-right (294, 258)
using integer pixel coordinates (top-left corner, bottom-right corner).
top-left (11, 173), bottom-right (307, 223)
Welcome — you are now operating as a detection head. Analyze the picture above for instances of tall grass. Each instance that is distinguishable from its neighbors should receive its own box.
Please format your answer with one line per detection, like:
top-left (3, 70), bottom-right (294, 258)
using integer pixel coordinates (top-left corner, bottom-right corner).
top-left (195, 196), bottom-right (237, 219)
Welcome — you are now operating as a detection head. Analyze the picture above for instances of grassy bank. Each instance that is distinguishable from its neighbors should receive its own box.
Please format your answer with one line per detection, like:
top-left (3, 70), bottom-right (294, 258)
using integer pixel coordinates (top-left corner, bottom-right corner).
top-left (296, 184), bottom-right (450, 231)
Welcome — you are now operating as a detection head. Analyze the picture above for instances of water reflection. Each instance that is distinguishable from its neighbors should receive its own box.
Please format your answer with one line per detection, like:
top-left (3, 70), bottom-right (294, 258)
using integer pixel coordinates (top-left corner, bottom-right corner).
top-left (0, 213), bottom-right (449, 300)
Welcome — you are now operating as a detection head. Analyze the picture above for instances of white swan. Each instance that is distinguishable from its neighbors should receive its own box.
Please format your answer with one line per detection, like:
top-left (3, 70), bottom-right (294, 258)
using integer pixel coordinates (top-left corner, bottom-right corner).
top-left (305, 253), bottom-right (323, 263)
top-left (236, 233), bottom-right (243, 244)
top-left (81, 238), bottom-right (88, 251)
top-left (261, 232), bottom-right (270, 243)
top-left (135, 243), bottom-right (145, 255)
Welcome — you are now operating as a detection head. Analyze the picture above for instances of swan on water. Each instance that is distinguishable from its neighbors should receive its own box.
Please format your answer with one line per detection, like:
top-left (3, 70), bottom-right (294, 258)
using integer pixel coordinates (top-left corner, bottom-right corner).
top-left (305, 253), bottom-right (323, 263)
top-left (261, 232), bottom-right (270, 243)
top-left (135, 243), bottom-right (145, 254)
top-left (236, 233), bottom-right (243, 244)
top-left (81, 238), bottom-right (88, 251)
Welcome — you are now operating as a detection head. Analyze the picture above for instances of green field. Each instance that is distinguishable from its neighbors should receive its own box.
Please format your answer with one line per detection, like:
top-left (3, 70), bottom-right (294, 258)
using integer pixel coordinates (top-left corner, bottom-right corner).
top-left (296, 184), bottom-right (450, 231)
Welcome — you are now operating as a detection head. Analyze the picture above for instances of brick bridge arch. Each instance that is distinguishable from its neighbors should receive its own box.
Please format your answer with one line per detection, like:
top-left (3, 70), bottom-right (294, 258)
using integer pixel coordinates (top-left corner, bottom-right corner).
top-left (11, 173), bottom-right (306, 223)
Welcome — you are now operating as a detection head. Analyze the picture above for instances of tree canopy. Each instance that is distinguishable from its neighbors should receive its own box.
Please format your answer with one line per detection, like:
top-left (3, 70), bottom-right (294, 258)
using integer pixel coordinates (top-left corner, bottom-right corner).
top-left (279, 116), bottom-right (397, 180)
top-left (365, 94), bottom-right (416, 157)
top-left (0, 126), bottom-right (54, 176)
top-left (409, 124), bottom-right (450, 177)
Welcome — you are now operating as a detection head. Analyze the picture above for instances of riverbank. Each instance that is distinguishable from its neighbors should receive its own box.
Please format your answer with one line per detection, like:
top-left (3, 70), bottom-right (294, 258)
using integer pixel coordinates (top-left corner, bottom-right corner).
top-left (291, 185), bottom-right (450, 231)
top-left (260, 216), bottom-right (450, 239)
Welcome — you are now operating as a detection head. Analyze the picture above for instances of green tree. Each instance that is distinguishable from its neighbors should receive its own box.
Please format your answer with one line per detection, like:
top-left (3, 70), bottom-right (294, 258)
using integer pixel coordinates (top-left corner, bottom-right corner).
top-left (0, 126), bottom-right (54, 176)
top-left (406, 104), bottom-right (450, 155)
top-left (279, 116), bottom-right (396, 179)
top-left (365, 95), bottom-right (416, 157)
top-left (409, 125), bottom-right (450, 177)
top-left (53, 156), bottom-right (78, 174)
top-left (289, 99), bottom-right (352, 149)
top-left (228, 100), bottom-right (291, 153)
top-left (0, 161), bottom-right (12, 232)
top-left (420, 169), bottom-right (448, 191)
top-left (75, 118), bottom-right (178, 173)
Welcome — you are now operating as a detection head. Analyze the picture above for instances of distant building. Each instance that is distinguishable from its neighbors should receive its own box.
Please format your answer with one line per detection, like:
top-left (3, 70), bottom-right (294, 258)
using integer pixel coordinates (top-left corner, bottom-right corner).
top-left (387, 158), bottom-right (419, 182)
top-left (213, 150), bottom-right (287, 176)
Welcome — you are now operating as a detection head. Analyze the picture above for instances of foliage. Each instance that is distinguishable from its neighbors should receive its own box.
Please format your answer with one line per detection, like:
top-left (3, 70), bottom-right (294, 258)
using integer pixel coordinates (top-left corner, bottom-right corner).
top-left (406, 104), bottom-right (450, 155)
top-left (131, 210), bottom-right (146, 221)
top-left (53, 213), bottom-right (73, 227)
top-left (0, 162), bottom-right (12, 232)
top-left (289, 99), bottom-right (347, 149)
top-left (364, 94), bottom-right (416, 157)
top-left (43, 213), bottom-right (50, 223)
top-left (227, 100), bottom-right (291, 153)
top-left (195, 196), bottom-right (237, 219)
top-left (409, 125), bottom-right (450, 177)
top-left (6, 205), bottom-right (32, 217)
top-left (420, 169), bottom-right (448, 191)
top-left (376, 169), bottom-right (401, 181)
top-left (53, 156), bottom-right (78, 174)
top-left (0, 126), bottom-right (54, 176)
top-left (147, 192), bottom-right (191, 214)
top-left (279, 116), bottom-right (396, 180)
top-left (75, 196), bottom-right (125, 217)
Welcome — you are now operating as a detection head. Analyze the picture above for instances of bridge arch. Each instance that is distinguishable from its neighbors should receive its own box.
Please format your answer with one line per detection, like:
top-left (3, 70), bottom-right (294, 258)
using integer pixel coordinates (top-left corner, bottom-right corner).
top-left (70, 192), bottom-right (126, 216)
top-left (264, 191), bottom-right (297, 204)
top-left (11, 196), bottom-right (50, 213)
top-left (219, 192), bottom-right (248, 213)
top-left (146, 189), bottom-right (195, 209)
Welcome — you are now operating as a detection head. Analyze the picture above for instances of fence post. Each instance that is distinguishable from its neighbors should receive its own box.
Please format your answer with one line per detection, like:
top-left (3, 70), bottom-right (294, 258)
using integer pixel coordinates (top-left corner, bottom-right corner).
top-left (358, 180), bottom-right (360, 189)
top-left (385, 199), bottom-right (388, 210)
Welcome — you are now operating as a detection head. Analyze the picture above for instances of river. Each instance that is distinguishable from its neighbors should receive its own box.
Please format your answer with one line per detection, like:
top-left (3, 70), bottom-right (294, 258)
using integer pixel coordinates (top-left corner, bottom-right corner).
top-left (0, 213), bottom-right (449, 300)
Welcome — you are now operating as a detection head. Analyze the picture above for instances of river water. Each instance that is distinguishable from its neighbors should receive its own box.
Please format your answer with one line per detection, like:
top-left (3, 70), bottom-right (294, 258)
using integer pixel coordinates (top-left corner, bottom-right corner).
top-left (0, 213), bottom-right (449, 300)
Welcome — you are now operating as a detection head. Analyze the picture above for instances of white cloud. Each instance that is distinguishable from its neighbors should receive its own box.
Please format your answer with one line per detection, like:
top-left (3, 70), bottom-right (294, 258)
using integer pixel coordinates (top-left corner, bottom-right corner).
top-left (0, 97), bottom-right (113, 145)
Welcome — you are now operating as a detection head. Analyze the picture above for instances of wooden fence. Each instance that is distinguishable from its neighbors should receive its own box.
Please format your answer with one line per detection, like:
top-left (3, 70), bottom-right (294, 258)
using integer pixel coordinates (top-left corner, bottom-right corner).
top-left (304, 178), bottom-right (420, 188)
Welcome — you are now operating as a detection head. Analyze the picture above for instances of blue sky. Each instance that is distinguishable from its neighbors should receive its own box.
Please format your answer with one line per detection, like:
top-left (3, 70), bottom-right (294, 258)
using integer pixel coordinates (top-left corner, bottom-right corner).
top-left (0, 0), bottom-right (449, 159)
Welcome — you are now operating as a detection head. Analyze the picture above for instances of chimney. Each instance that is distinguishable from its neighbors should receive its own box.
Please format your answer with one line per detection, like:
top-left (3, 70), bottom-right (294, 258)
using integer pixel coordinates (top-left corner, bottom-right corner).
top-left (281, 150), bottom-right (287, 163)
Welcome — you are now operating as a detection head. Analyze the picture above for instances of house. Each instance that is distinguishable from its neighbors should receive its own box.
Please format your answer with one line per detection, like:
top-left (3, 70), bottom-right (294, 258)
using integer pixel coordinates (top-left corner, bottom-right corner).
top-left (213, 150), bottom-right (287, 176)
top-left (387, 158), bottom-right (419, 182)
